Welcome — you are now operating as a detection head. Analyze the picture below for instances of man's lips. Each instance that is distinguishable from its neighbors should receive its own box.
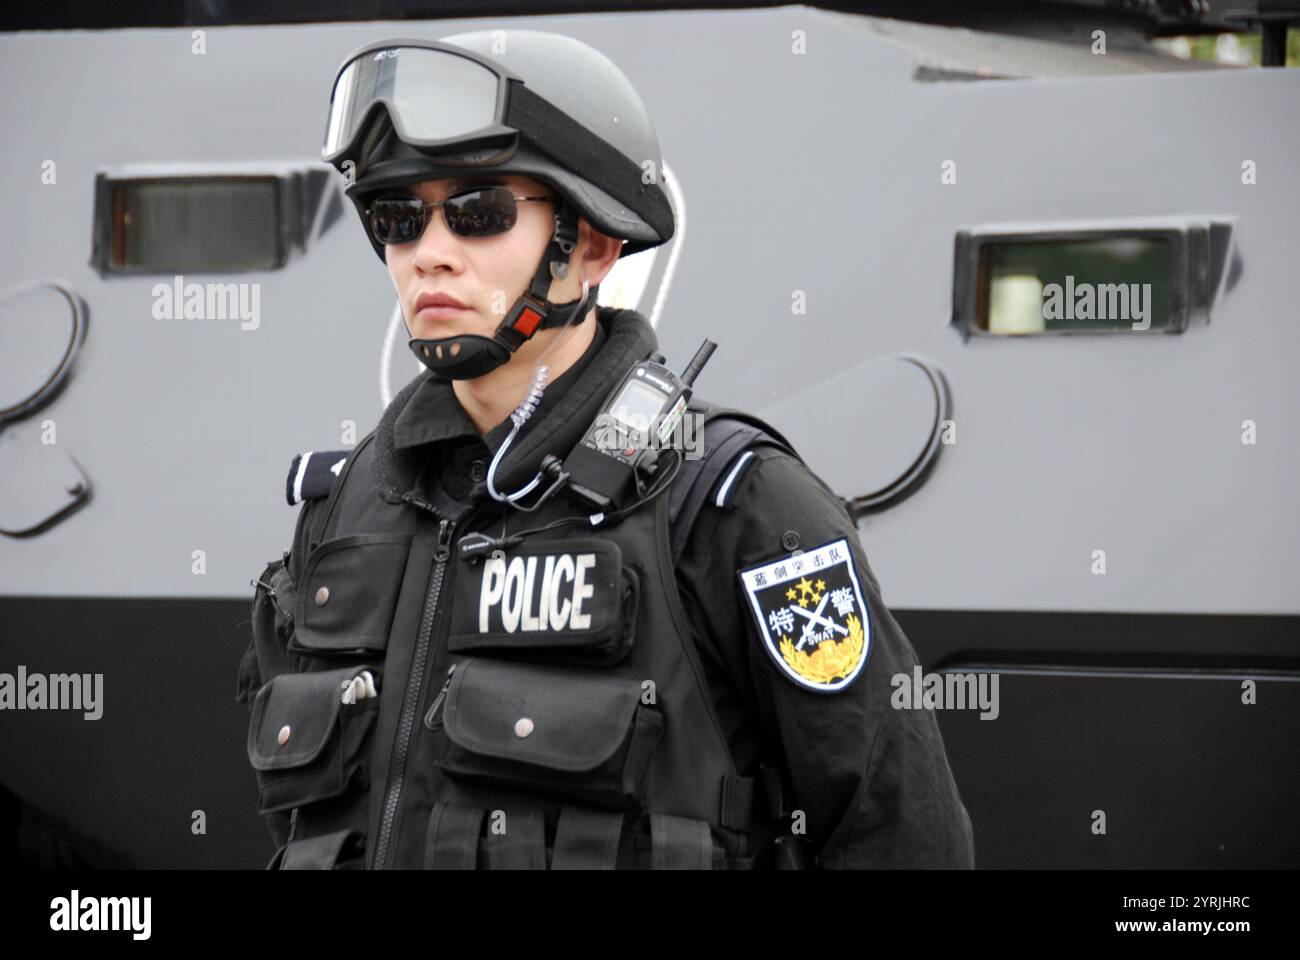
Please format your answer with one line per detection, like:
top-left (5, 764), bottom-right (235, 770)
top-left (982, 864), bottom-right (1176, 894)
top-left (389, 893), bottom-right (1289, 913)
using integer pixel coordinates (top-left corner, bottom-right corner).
top-left (414, 292), bottom-right (470, 317)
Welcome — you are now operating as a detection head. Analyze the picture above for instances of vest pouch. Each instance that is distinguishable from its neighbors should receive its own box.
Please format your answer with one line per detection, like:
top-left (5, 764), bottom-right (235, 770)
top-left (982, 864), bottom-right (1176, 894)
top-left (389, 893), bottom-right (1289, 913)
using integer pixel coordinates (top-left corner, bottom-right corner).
top-left (267, 829), bottom-right (366, 870)
top-left (247, 665), bottom-right (381, 815)
top-left (291, 533), bottom-right (412, 657)
top-left (435, 656), bottom-right (663, 810)
top-left (447, 539), bottom-right (638, 667)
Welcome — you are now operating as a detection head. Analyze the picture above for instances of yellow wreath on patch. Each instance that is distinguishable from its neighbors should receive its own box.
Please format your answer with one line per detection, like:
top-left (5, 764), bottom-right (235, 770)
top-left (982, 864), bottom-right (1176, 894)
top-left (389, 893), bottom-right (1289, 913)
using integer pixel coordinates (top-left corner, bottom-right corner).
top-left (779, 613), bottom-right (864, 685)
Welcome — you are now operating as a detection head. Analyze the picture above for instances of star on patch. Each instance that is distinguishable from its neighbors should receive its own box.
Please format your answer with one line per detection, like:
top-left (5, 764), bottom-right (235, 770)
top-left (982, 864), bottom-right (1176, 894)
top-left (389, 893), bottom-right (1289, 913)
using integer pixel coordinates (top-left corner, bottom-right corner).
top-left (738, 537), bottom-right (871, 693)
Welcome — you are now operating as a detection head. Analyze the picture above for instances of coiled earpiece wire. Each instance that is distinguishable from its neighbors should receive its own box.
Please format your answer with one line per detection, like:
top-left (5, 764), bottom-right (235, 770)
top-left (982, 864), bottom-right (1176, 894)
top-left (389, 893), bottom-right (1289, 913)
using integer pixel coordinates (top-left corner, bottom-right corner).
top-left (485, 272), bottom-right (592, 508)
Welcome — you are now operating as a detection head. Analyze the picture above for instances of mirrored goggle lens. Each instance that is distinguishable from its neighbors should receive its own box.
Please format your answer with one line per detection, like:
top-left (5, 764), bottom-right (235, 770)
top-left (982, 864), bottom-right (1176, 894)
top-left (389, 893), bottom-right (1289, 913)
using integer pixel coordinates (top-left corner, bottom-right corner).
top-left (368, 187), bottom-right (521, 244)
top-left (323, 47), bottom-right (501, 159)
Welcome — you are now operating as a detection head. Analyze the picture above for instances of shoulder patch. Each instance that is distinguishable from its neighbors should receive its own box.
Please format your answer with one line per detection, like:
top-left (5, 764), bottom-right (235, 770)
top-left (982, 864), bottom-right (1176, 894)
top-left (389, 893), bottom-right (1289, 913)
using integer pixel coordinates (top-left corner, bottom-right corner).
top-left (285, 450), bottom-right (350, 506)
top-left (738, 537), bottom-right (871, 693)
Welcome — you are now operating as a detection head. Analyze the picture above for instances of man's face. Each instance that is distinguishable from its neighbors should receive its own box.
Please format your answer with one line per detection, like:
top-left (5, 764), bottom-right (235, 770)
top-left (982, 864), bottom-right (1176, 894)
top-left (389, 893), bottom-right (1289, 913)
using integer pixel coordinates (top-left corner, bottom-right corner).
top-left (384, 173), bottom-right (567, 342)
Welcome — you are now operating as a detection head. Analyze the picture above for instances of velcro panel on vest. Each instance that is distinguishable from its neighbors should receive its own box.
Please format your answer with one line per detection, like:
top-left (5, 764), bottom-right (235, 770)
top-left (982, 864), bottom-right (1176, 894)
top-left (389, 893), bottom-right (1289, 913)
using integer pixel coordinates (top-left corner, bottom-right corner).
top-left (650, 814), bottom-right (714, 870)
top-left (483, 808), bottom-right (547, 869)
top-left (551, 806), bottom-right (626, 870)
top-left (448, 539), bottom-right (626, 655)
top-left (276, 829), bottom-right (362, 870)
top-left (424, 802), bottom-right (486, 869)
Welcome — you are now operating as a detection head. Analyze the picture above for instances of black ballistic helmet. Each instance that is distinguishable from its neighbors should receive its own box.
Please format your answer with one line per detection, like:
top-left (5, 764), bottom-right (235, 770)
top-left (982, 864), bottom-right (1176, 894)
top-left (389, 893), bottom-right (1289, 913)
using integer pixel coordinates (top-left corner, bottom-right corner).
top-left (321, 30), bottom-right (676, 378)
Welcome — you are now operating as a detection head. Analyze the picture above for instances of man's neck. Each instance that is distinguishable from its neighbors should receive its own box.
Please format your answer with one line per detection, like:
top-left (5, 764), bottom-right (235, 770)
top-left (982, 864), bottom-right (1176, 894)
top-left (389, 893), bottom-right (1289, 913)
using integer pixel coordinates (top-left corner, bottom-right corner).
top-left (453, 307), bottom-right (599, 436)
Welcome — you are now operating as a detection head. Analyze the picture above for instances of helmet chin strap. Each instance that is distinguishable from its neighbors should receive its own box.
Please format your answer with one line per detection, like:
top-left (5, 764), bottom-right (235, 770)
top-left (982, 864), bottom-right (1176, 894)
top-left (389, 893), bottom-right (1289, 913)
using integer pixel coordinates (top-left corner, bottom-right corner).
top-left (407, 199), bottom-right (598, 380)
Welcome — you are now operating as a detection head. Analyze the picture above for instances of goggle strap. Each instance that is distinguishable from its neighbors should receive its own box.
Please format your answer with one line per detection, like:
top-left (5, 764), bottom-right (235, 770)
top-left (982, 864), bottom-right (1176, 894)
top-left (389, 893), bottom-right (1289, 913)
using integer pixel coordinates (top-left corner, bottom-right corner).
top-left (353, 108), bottom-right (392, 180)
top-left (506, 84), bottom-right (673, 243)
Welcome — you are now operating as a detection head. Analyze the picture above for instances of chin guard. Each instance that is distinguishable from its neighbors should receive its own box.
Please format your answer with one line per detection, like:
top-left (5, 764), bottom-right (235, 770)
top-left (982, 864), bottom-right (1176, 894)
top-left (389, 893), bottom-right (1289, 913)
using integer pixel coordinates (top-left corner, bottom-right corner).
top-left (408, 199), bottom-right (599, 380)
top-left (408, 333), bottom-right (513, 379)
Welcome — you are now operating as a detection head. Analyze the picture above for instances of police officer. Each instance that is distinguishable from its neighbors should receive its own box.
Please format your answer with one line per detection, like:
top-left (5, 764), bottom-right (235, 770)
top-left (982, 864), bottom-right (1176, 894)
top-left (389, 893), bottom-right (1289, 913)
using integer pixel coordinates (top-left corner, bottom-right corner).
top-left (237, 29), bottom-right (975, 869)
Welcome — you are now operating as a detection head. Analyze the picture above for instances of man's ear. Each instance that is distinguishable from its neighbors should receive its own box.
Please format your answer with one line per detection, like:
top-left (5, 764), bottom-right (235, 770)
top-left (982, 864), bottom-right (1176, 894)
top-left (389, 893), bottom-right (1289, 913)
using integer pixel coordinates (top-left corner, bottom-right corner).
top-left (577, 219), bottom-right (623, 287)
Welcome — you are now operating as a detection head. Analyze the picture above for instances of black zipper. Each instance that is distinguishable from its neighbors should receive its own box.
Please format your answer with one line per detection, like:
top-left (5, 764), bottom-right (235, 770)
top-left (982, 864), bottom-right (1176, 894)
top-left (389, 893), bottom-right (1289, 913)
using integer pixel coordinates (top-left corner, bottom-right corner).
top-left (423, 663), bottom-right (456, 729)
top-left (373, 510), bottom-right (454, 869)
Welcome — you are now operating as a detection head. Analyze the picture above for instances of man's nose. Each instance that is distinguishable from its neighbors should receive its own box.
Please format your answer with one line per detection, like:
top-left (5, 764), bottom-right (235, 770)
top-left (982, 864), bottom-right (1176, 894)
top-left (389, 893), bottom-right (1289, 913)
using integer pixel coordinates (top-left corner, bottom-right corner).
top-left (412, 203), bottom-right (463, 271)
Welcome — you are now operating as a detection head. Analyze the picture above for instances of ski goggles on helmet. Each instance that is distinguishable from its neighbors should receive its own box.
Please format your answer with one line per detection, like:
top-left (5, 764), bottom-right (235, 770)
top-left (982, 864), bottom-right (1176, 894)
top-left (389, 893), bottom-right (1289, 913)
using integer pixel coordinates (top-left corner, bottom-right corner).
top-left (322, 39), bottom-right (672, 236)
top-left (367, 186), bottom-right (555, 244)
top-left (323, 40), bottom-right (519, 165)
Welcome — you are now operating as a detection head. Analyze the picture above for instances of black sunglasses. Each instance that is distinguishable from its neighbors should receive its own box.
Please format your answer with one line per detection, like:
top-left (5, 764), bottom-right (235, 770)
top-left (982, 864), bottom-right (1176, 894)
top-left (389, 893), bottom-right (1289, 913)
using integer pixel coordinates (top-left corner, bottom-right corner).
top-left (367, 185), bottom-right (555, 245)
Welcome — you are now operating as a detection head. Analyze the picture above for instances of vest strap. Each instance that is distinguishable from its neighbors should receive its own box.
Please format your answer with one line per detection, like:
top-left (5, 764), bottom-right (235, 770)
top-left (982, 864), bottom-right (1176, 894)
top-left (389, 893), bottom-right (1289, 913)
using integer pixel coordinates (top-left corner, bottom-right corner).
top-left (484, 808), bottom-right (547, 869)
top-left (772, 836), bottom-right (815, 869)
top-left (650, 813), bottom-right (714, 869)
top-left (720, 763), bottom-right (788, 830)
top-left (275, 828), bottom-right (362, 870)
top-left (760, 762), bottom-right (787, 816)
top-left (423, 801), bottom-right (485, 869)
top-left (551, 806), bottom-right (625, 869)
top-left (668, 409), bottom-right (798, 568)
top-left (719, 773), bottom-right (757, 831)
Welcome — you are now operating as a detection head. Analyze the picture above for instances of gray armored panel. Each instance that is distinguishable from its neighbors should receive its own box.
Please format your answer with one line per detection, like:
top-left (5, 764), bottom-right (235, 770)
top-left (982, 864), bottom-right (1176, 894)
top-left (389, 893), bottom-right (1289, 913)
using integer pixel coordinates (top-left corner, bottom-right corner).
top-left (0, 10), bottom-right (1295, 621)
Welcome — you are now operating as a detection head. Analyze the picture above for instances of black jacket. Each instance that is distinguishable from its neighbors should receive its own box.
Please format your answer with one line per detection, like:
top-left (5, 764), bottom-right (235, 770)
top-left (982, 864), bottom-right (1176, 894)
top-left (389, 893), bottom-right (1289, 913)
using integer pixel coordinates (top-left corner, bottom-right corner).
top-left (238, 305), bottom-right (975, 868)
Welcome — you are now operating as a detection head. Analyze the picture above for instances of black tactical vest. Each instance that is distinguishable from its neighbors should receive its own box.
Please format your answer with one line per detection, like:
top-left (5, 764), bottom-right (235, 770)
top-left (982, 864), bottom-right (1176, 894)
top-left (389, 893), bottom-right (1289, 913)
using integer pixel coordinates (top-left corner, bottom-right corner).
top-left (242, 394), bottom-right (805, 870)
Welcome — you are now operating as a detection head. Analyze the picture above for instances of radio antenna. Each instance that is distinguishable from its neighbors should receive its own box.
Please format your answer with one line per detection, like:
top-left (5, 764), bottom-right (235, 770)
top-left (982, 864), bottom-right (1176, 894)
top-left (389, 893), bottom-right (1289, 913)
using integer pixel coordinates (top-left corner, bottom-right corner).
top-left (680, 339), bottom-right (716, 387)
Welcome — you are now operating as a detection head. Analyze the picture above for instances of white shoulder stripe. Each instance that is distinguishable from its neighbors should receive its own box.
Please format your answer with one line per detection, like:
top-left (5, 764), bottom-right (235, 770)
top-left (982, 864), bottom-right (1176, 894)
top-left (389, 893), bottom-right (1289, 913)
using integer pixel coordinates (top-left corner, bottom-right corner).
top-left (293, 452), bottom-right (312, 506)
top-left (715, 450), bottom-right (756, 507)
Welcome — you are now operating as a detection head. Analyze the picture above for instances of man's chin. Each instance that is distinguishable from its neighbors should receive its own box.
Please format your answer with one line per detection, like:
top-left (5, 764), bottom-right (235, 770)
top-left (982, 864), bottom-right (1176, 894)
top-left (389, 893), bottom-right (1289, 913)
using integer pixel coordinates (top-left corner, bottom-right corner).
top-left (410, 313), bottom-right (487, 343)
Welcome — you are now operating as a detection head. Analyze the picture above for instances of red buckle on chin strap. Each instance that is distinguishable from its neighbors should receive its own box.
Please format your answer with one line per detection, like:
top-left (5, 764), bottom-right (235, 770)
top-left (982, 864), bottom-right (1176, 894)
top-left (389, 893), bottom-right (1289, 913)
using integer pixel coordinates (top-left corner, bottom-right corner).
top-left (513, 305), bottom-right (544, 337)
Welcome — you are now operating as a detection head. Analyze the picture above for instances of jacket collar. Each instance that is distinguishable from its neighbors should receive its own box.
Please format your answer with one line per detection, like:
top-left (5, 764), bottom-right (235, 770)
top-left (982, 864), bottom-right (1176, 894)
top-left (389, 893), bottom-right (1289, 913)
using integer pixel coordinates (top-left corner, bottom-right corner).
top-left (373, 305), bottom-right (658, 508)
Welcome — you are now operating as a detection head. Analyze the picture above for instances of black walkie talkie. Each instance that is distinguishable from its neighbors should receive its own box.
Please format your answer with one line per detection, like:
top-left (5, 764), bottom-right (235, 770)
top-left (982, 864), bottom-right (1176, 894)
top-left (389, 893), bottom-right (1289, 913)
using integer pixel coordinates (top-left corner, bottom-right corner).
top-left (561, 340), bottom-right (716, 513)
